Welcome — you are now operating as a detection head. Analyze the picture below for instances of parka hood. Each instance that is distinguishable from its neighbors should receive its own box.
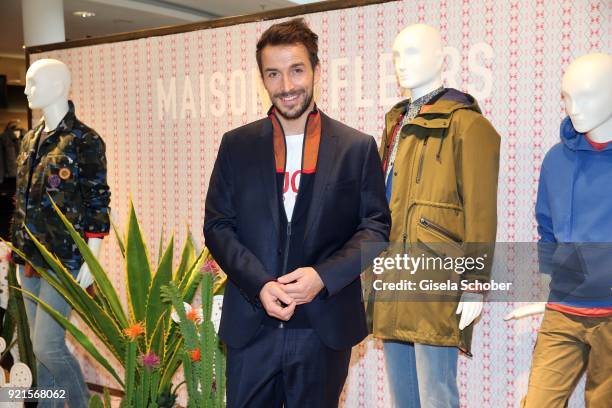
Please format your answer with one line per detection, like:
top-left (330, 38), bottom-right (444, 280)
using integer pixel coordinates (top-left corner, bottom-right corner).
top-left (390, 88), bottom-right (482, 117)
top-left (560, 116), bottom-right (612, 152)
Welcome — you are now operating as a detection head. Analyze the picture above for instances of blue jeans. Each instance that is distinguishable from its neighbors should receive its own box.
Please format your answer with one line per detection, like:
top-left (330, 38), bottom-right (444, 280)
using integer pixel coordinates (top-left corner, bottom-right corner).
top-left (383, 340), bottom-right (459, 408)
top-left (18, 265), bottom-right (91, 408)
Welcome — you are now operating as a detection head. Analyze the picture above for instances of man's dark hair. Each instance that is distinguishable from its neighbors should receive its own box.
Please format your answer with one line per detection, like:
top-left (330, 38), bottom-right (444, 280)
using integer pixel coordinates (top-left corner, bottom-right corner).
top-left (256, 18), bottom-right (319, 74)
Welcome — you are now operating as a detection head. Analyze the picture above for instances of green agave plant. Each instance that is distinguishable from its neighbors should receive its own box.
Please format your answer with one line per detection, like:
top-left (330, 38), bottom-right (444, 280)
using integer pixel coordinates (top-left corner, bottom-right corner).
top-left (7, 198), bottom-right (225, 407)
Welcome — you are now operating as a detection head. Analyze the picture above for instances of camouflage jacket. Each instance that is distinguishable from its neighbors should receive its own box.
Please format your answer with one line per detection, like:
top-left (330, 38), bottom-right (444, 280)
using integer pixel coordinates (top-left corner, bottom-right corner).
top-left (12, 101), bottom-right (111, 270)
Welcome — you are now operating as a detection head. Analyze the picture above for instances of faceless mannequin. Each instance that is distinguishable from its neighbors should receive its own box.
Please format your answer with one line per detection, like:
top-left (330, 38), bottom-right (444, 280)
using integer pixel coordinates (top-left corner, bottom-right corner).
top-left (561, 53), bottom-right (612, 143)
top-left (20, 58), bottom-right (100, 289)
top-left (393, 24), bottom-right (483, 329)
top-left (505, 52), bottom-right (612, 321)
top-left (392, 24), bottom-right (444, 101)
top-left (25, 59), bottom-right (70, 132)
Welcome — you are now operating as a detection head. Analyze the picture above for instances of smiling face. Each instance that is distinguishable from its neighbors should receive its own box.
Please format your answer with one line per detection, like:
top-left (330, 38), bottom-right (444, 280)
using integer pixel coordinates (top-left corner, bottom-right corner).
top-left (260, 43), bottom-right (320, 121)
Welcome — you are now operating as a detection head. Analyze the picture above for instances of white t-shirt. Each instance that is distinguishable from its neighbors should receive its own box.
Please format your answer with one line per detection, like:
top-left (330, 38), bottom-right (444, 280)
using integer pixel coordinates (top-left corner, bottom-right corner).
top-left (283, 134), bottom-right (304, 221)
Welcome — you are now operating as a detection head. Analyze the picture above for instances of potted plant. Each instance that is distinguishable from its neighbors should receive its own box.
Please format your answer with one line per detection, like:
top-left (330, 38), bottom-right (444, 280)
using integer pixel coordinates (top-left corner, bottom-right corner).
top-left (7, 199), bottom-right (225, 407)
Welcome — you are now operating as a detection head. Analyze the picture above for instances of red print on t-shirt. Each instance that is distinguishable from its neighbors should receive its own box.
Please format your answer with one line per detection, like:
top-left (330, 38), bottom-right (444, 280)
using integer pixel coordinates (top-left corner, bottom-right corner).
top-left (283, 170), bottom-right (302, 193)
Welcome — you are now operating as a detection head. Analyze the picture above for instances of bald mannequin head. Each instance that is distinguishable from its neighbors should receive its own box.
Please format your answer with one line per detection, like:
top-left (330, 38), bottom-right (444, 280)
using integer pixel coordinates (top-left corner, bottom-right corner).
top-left (24, 59), bottom-right (72, 130)
top-left (561, 53), bottom-right (612, 142)
top-left (392, 24), bottom-right (444, 100)
top-left (25, 58), bottom-right (71, 110)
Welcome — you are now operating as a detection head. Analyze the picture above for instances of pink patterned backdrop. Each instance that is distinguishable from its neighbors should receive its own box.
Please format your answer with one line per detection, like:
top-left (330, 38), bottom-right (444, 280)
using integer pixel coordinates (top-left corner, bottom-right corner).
top-left (27, 0), bottom-right (610, 406)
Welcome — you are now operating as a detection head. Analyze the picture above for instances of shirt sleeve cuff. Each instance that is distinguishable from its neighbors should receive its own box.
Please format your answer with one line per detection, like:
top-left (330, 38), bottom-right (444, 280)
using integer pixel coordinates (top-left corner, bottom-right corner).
top-left (85, 232), bottom-right (109, 239)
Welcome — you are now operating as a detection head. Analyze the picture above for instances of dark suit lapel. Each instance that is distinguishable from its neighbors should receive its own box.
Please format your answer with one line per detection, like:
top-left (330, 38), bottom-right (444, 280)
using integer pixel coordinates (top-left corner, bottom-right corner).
top-left (257, 119), bottom-right (281, 238)
top-left (304, 113), bottom-right (338, 241)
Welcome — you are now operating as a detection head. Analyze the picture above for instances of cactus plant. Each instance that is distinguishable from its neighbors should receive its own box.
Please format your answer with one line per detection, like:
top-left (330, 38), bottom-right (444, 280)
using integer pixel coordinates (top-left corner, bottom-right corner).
top-left (161, 270), bottom-right (225, 408)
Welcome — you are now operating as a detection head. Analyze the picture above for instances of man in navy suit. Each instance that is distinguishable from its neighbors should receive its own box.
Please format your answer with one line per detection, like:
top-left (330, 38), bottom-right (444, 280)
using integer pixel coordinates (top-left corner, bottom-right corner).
top-left (204, 18), bottom-right (390, 407)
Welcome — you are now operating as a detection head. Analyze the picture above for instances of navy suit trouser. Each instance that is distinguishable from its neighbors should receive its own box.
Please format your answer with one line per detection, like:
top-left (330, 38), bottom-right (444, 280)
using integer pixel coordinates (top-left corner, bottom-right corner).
top-left (226, 324), bottom-right (352, 408)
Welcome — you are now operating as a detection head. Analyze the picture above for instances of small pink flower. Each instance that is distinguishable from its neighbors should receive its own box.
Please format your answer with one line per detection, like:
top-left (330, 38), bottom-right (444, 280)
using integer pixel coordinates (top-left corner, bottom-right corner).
top-left (2, 250), bottom-right (12, 263)
top-left (138, 351), bottom-right (160, 370)
top-left (202, 259), bottom-right (219, 274)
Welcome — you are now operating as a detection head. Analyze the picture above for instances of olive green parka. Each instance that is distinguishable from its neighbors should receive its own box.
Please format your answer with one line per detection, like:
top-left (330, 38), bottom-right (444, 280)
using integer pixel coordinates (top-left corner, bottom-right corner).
top-left (370, 88), bottom-right (500, 354)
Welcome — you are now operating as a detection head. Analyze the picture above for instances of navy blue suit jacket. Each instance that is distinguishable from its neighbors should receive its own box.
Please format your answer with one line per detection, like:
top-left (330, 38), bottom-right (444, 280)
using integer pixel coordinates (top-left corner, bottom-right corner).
top-left (204, 112), bottom-right (390, 350)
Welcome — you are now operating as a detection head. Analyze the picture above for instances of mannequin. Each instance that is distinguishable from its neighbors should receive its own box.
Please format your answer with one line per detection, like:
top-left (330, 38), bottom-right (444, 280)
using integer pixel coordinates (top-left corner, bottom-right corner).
top-left (373, 24), bottom-right (500, 408)
top-left (393, 24), bottom-right (485, 329)
top-left (18, 59), bottom-right (100, 288)
top-left (506, 53), bottom-right (612, 407)
top-left (505, 53), bottom-right (612, 320)
top-left (12, 58), bottom-right (111, 407)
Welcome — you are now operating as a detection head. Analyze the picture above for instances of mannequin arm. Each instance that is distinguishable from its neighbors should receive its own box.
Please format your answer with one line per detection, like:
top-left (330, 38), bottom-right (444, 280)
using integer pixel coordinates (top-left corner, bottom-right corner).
top-left (501, 163), bottom-right (552, 320)
top-left (76, 238), bottom-right (102, 289)
top-left (503, 302), bottom-right (546, 320)
top-left (456, 292), bottom-right (484, 330)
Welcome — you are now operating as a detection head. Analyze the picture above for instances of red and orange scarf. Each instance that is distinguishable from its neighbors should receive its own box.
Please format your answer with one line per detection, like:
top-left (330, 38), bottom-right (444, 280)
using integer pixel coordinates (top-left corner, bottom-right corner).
top-left (268, 106), bottom-right (321, 175)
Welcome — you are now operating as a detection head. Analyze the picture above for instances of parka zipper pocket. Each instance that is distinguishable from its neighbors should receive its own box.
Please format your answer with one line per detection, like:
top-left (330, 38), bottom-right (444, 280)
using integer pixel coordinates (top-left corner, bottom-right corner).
top-left (401, 203), bottom-right (416, 253)
top-left (419, 217), bottom-right (462, 244)
top-left (415, 136), bottom-right (429, 184)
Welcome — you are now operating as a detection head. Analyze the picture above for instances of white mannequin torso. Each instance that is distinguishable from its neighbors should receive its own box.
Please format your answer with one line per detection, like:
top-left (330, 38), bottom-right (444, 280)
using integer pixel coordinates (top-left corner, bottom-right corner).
top-left (42, 101), bottom-right (70, 132)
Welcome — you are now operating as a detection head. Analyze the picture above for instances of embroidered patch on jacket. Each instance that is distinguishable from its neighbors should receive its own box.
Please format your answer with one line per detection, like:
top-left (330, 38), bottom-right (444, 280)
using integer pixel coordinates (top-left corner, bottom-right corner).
top-left (58, 167), bottom-right (72, 180)
top-left (48, 174), bottom-right (61, 188)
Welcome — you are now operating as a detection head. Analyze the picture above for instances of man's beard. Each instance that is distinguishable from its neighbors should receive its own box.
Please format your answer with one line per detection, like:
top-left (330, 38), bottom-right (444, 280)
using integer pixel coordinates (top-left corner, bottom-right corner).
top-left (272, 87), bottom-right (314, 120)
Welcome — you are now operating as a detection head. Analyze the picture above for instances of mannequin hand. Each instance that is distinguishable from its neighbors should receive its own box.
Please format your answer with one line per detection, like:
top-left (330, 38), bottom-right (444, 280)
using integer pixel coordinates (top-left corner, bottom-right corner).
top-left (76, 263), bottom-right (94, 289)
top-left (76, 237), bottom-right (102, 289)
top-left (456, 292), bottom-right (484, 330)
top-left (503, 302), bottom-right (546, 320)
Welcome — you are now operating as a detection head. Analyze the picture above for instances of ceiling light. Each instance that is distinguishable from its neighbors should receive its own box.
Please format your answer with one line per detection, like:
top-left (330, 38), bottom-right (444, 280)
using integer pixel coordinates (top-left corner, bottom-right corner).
top-left (73, 11), bottom-right (96, 18)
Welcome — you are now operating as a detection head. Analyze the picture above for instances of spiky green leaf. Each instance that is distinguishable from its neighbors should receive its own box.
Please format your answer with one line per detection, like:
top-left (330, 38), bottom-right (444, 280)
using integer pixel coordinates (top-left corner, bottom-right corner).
top-left (125, 201), bottom-right (152, 323)
top-left (17, 287), bottom-right (124, 387)
top-left (48, 197), bottom-right (128, 327)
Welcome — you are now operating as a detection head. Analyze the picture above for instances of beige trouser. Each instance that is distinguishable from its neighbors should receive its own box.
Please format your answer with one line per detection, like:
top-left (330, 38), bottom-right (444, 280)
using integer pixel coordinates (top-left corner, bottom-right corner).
top-left (522, 308), bottom-right (612, 408)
